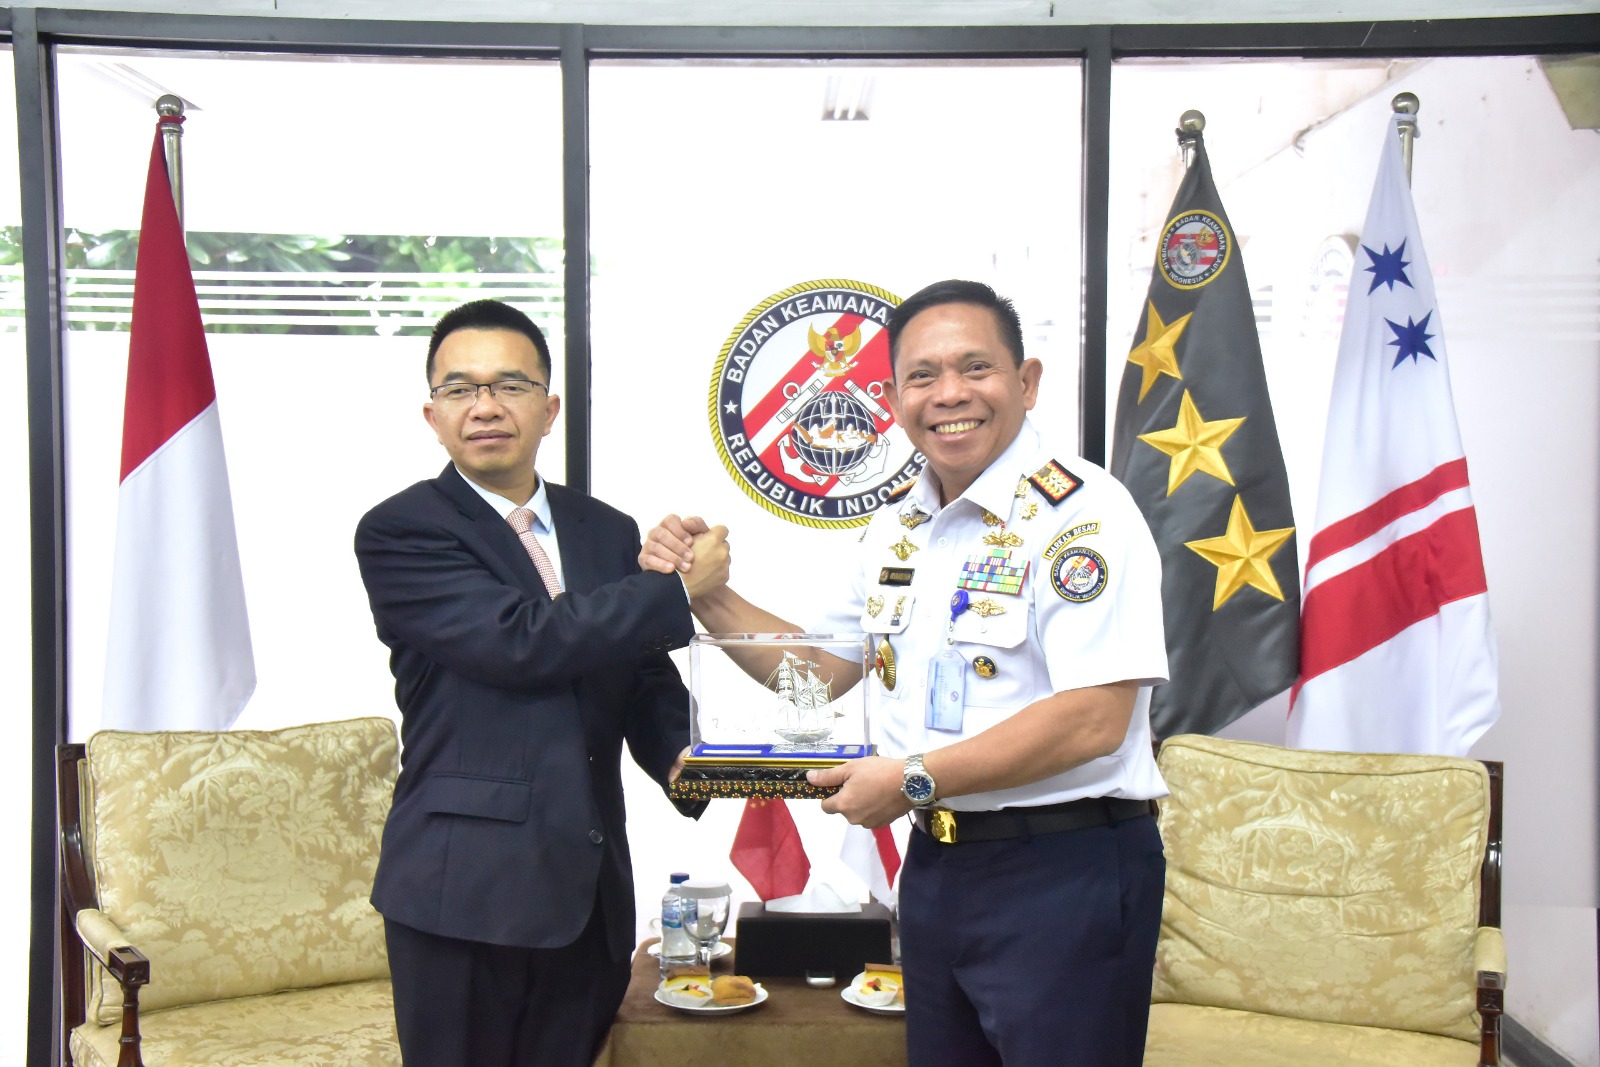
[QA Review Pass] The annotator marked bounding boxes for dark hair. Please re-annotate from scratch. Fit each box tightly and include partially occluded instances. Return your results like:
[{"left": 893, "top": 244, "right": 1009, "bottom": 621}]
[
  {"left": 885, "top": 279, "right": 1024, "bottom": 371},
  {"left": 425, "top": 299, "right": 552, "bottom": 384}
]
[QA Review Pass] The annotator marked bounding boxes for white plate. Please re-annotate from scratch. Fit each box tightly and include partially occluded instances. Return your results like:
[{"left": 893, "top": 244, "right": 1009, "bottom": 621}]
[
  {"left": 842, "top": 972, "right": 905, "bottom": 1016},
  {"left": 647, "top": 940, "right": 732, "bottom": 960},
  {"left": 653, "top": 983, "right": 768, "bottom": 1014}
]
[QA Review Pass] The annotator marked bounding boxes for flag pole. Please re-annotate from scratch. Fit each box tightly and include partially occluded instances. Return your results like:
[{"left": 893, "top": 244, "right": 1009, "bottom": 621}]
[
  {"left": 1176, "top": 109, "right": 1205, "bottom": 170},
  {"left": 1392, "top": 92, "right": 1420, "bottom": 186},
  {"left": 155, "top": 94, "right": 185, "bottom": 232}
]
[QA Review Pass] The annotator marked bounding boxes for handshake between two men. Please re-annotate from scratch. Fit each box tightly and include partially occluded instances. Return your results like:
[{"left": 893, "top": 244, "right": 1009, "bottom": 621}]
[{"left": 642, "top": 514, "right": 729, "bottom": 600}]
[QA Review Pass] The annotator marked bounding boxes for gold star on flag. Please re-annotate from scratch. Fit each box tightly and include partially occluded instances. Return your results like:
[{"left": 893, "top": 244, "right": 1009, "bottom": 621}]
[
  {"left": 1138, "top": 390, "right": 1246, "bottom": 496},
  {"left": 1185, "top": 496, "right": 1295, "bottom": 609},
  {"left": 1127, "top": 302, "right": 1191, "bottom": 402}
]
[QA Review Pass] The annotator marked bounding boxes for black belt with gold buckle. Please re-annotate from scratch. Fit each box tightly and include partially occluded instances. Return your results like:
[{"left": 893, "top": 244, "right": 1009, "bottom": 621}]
[{"left": 912, "top": 796, "right": 1153, "bottom": 845}]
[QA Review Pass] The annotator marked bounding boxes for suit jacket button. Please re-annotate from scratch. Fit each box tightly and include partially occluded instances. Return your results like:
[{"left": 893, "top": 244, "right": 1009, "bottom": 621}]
[{"left": 589, "top": 829, "right": 604, "bottom": 844}]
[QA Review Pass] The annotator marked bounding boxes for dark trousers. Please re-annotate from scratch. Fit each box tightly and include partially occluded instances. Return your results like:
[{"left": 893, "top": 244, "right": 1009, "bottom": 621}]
[
  {"left": 898, "top": 812, "right": 1165, "bottom": 1067},
  {"left": 384, "top": 900, "right": 630, "bottom": 1067}
]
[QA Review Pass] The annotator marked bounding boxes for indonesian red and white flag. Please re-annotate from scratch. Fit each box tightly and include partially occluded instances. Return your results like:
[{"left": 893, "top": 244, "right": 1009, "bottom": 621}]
[
  {"left": 840, "top": 824, "right": 900, "bottom": 908},
  {"left": 101, "top": 122, "right": 254, "bottom": 732},
  {"left": 1288, "top": 115, "right": 1498, "bottom": 757}
]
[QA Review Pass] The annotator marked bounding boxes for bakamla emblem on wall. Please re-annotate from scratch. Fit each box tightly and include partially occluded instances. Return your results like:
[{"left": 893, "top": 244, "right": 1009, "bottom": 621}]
[{"left": 711, "top": 279, "right": 924, "bottom": 529}]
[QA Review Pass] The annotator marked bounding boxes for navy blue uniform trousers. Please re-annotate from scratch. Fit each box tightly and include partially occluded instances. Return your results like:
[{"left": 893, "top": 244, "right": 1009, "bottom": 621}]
[{"left": 898, "top": 812, "right": 1165, "bottom": 1067}]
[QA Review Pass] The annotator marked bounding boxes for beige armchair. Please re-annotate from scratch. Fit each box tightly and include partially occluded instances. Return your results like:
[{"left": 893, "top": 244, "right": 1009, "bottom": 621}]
[
  {"left": 58, "top": 717, "right": 402, "bottom": 1066},
  {"left": 1144, "top": 734, "right": 1504, "bottom": 1067}
]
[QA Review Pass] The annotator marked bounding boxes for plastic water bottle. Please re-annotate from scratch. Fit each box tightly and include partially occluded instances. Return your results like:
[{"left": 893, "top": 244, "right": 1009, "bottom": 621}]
[{"left": 659, "top": 872, "right": 698, "bottom": 975}]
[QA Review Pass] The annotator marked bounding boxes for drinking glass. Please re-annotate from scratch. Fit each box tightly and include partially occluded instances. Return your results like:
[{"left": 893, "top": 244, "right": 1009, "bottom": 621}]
[{"left": 678, "top": 879, "right": 732, "bottom": 968}]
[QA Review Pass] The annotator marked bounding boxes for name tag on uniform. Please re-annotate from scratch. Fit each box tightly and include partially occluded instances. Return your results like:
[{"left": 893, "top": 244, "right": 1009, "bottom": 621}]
[
  {"left": 925, "top": 650, "right": 965, "bottom": 732},
  {"left": 878, "top": 567, "right": 915, "bottom": 586}
]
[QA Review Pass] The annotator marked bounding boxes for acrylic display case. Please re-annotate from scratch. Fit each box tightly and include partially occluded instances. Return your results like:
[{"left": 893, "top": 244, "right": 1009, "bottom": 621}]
[{"left": 668, "top": 633, "right": 876, "bottom": 800}]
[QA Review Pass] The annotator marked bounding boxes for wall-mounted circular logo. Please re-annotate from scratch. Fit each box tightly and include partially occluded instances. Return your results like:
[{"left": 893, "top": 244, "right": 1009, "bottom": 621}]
[
  {"left": 710, "top": 279, "right": 924, "bottom": 529},
  {"left": 1158, "top": 210, "right": 1231, "bottom": 290},
  {"left": 1051, "top": 548, "right": 1109, "bottom": 603}
]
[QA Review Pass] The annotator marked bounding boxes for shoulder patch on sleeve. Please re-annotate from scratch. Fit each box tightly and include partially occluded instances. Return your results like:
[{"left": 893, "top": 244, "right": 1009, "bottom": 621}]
[
  {"left": 1051, "top": 547, "right": 1109, "bottom": 602},
  {"left": 1042, "top": 521, "right": 1101, "bottom": 560},
  {"left": 1029, "top": 460, "right": 1083, "bottom": 506}
]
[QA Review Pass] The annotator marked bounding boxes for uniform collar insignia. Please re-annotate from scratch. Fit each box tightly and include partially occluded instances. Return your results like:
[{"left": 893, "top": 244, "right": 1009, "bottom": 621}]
[{"left": 1028, "top": 459, "right": 1083, "bottom": 506}]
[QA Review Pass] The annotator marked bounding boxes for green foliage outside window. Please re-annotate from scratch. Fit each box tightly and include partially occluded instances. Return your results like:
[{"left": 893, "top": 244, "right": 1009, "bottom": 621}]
[{"left": 0, "top": 227, "right": 568, "bottom": 334}]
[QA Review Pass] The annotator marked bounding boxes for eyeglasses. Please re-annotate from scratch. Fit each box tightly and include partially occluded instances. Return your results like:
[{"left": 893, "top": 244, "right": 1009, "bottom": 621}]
[{"left": 429, "top": 379, "right": 549, "bottom": 405}]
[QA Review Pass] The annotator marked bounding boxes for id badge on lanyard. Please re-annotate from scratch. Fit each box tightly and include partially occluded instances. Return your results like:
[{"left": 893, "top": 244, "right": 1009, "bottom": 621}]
[{"left": 925, "top": 590, "right": 970, "bottom": 733}]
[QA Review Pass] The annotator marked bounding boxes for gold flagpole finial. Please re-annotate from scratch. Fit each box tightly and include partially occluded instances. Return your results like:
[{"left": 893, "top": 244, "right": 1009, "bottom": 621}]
[
  {"left": 155, "top": 94, "right": 186, "bottom": 231},
  {"left": 1177, "top": 110, "right": 1205, "bottom": 170},
  {"left": 1392, "top": 93, "right": 1420, "bottom": 186}
]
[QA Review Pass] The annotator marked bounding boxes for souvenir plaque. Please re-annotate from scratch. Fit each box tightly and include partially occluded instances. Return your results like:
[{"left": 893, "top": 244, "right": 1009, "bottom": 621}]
[{"left": 670, "top": 633, "right": 875, "bottom": 800}]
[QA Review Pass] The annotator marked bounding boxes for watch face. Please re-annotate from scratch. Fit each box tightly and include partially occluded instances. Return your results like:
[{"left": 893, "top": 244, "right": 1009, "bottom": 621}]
[{"left": 904, "top": 773, "right": 935, "bottom": 803}]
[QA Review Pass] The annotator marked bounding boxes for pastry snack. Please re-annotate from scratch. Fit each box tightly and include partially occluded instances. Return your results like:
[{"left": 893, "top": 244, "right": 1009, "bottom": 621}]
[
  {"left": 855, "top": 962, "right": 904, "bottom": 1007},
  {"left": 659, "top": 966, "right": 715, "bottom": 1007},
  {"left": 710, "top": 974, "right": 759, "bottom": 1005}
]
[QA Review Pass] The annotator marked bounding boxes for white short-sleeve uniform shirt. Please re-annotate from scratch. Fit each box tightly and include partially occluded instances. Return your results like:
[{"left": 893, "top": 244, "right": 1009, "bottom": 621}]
[{"left": 810, "top": 417, "right": 1170, "bottom": 811}]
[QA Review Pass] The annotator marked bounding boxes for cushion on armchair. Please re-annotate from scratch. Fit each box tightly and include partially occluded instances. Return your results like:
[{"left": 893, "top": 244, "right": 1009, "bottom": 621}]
[
  {"left": 81, "top": 717, "right": 398, "bottom": 1025},
  {"left": 69, "top": 977, "right": 397, "bottom": 1067},
  {"left": 1154, "top": 735, "right": 1490, "bottom": 1043},
  {"left": 1144, "top": 1002, "right": 1488, "bottom": 1067}
]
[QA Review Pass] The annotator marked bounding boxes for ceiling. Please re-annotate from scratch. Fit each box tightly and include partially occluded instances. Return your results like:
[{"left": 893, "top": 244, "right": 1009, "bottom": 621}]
[{"left": 11, "top": 0, "right": 1600, "bottom": 25}]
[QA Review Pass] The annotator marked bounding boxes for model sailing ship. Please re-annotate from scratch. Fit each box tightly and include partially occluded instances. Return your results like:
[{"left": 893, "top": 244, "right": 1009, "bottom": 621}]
[{"left": 768, "top": 650, "right": 834, "bottom": 747}]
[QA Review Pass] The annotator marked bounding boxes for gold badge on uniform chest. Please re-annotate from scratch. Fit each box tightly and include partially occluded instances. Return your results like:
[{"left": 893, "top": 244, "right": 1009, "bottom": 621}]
[
  {"left": 888, "top": 535, "right": 919, "bottom": 561},
  {"left": 875, "top": 638, "right": 898, "bottom": 691}
]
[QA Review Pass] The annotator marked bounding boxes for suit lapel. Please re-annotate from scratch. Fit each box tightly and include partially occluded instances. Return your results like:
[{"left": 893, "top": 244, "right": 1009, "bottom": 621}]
[
  {"left": 432, "top": 464, "right": 543, "bottom": 593},
  {"left": 547, "top": 483, "right": 596, "bottom": 594}
]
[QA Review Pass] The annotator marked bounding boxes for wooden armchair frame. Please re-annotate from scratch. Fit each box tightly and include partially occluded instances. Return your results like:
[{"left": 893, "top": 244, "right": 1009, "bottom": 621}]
[
  {"left": 58, "top": 742, "right": 149, "bottom": 1067},
  {"left": 1476, "top": 760, "right": 1504, "bottom": 1067}
]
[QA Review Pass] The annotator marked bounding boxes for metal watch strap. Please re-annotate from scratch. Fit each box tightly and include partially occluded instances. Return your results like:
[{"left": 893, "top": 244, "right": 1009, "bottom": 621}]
[{"left": 903, "top": 753, "right": 937, "bottom": 806}]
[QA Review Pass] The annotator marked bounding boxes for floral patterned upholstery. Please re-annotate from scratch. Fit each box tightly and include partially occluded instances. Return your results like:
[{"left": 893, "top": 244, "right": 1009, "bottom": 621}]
[
  {"left": 69, "top": 718, "right": 400, "bottom": 1064},
  {"left": 1145, "top": 1003, "right": 1484, "bottom": 1067},
  {"left": 70, "top": 978, "right": 396, "bottom": 1067},
  {"left": 1146, "top": 734, "right": 1496, "bottom": 1066}
]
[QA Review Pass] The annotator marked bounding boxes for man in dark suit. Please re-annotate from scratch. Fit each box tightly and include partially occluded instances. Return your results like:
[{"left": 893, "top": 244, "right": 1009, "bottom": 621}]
[{"left": 355, "top": 298, "right": 728, "bottom": 1067}]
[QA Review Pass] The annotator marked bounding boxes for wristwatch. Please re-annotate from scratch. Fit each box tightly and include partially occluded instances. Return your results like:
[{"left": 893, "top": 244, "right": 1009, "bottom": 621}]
[{"left": 901, "top": 754, "right": 938, "bottom": 807}]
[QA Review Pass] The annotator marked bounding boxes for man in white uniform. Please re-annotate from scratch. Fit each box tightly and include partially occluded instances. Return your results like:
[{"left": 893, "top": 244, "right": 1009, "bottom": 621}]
[{"left": 643, "top": 280, "right": 1168, "bottom": 1066}]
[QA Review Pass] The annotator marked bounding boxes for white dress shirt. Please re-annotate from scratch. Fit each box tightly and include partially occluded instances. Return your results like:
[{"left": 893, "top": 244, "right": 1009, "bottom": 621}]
[{"left": 810, "top": 417, "right": 1169, "bottom": 809}]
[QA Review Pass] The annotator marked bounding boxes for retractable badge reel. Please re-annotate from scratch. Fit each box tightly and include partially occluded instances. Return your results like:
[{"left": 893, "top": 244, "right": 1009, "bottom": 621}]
[{"left": 926, "top": 591, "right": 968, "bottom": 732}]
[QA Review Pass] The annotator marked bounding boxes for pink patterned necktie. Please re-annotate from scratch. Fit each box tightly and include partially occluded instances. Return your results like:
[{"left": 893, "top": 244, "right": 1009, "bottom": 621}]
[{"left": 507, "top": 507, "right": 563, "bottom": 598}]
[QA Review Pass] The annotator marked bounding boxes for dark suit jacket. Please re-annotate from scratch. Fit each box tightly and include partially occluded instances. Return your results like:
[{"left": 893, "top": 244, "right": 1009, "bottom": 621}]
[{"left": 354, "top": 463, "right": 696, "bottom": 960}]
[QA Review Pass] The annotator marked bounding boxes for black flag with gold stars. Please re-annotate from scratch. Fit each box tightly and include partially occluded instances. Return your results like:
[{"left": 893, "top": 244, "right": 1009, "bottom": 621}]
[{"left": 1109, "top": 129, "right": 1299, "bottom": 739}]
